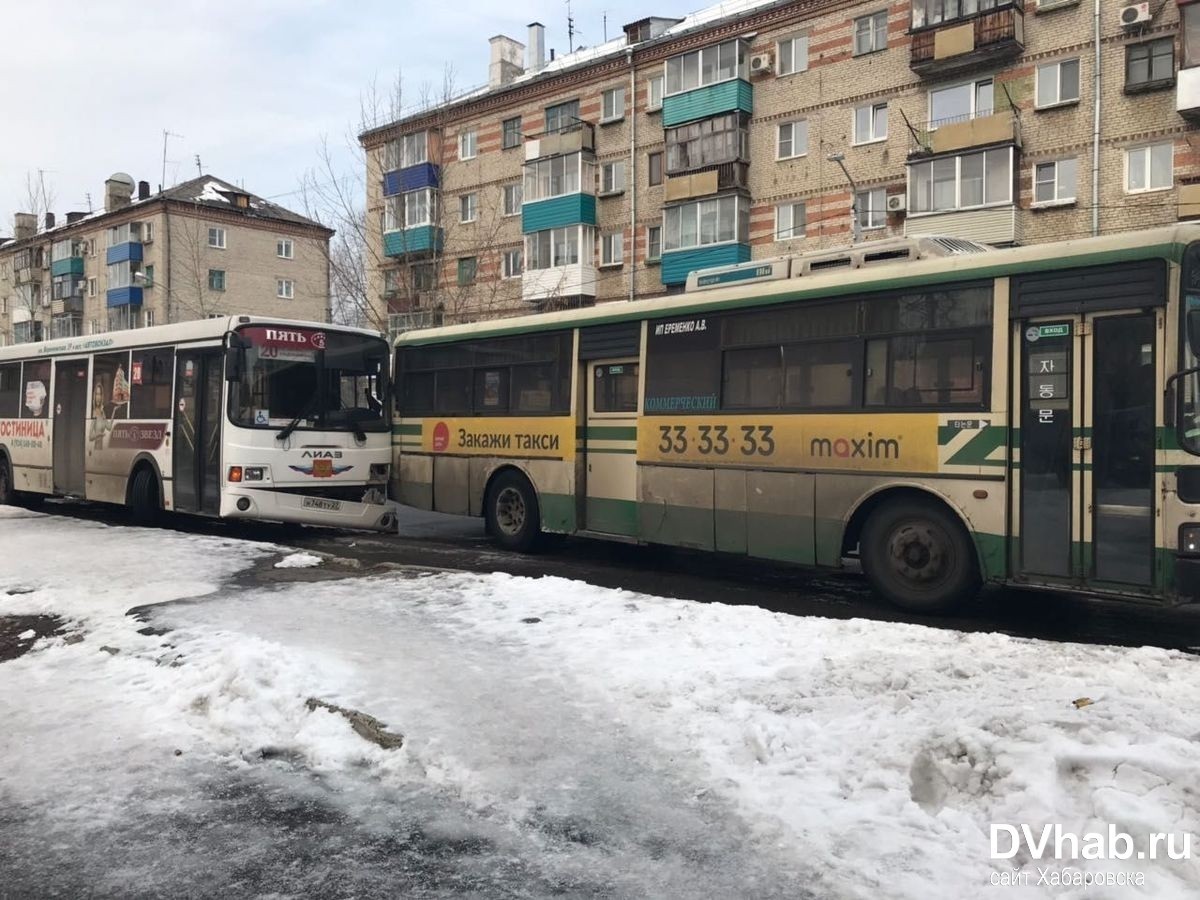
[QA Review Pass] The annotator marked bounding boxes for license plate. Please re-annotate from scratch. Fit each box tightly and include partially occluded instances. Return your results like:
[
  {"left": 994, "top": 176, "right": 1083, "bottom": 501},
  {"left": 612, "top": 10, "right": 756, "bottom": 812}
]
[{"left": 302, "top": 496, "right": 342, "bottom": 512}]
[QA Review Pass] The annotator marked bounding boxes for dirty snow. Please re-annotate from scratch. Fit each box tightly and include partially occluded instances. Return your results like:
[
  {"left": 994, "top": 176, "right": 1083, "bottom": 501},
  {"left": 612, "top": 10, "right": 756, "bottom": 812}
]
[
  {"left": 274, "top": 551, "right": 322, "bottom": 569},
  {"left": 195, "top": 179, "right": 231, "bottom": 203},
  {"left": 1, "top": 509, "right": 1198, "bottom": 898},
  {"left": 15, "top": 629, "right": 35, "bottom": 640}
]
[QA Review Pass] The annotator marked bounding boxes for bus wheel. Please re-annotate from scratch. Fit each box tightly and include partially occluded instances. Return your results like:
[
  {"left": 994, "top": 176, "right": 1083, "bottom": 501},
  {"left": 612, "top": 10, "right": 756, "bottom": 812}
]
[
  {"left": 0, "top": 457, "right": 13, "bottom": 506},
  {"left": 486, "top": 471, "right": 542, "bottom": 552},
  {"left": 129, "top": 467, "right": 161, "bottom": 525},
  {"left": 860, "top": 498, "right": 979, "bottom": 614}
]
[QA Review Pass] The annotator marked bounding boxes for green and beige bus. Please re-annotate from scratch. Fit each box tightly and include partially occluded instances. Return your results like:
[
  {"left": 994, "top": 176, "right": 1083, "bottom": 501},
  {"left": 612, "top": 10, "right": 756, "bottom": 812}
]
[{"left": 391, "top": 225, "right": 1200, "bottom": 612}]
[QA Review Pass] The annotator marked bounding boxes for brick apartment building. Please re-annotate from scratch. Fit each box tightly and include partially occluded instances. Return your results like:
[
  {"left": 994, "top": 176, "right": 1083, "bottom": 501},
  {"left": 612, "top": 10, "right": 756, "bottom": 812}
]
[
  {"left": 361, "top": 0, "right": 1200, "bottom": 331},
  {"left": 0, "top": 174, "right": 333, "bottom": 344}
]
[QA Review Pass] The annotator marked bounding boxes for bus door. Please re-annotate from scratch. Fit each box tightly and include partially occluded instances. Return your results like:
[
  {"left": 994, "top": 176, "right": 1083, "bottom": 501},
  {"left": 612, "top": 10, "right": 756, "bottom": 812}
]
[
  {"left": 584, "top": 360, "right": 640, "bottom": 537},
  {"left": 1014, "top": 311, "right": 1159, "bottom": 590},
  {"left": 52, "top": 359, "right": 88, "bottom": 496},
  {"left": 173, "top": 349, "right": 224, "bottom": 515}
]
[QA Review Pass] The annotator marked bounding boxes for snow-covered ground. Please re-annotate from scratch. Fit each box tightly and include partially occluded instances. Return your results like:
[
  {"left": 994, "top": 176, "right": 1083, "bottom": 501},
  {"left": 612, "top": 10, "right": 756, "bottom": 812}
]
[{"left": 1, "top": 509, "right": 1198, "bottom": 898}]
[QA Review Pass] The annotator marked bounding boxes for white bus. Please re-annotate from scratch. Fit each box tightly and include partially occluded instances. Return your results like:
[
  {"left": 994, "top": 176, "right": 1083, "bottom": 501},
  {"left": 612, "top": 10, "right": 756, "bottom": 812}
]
[{"left": 0, "top": 316, "right": 396, "bottom": 531}]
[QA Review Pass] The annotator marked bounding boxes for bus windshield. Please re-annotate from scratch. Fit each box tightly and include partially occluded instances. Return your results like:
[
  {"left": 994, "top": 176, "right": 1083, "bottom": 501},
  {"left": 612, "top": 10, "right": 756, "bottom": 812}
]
[{"left": 229, "top": 325, "right": 389, "bottom": 433}]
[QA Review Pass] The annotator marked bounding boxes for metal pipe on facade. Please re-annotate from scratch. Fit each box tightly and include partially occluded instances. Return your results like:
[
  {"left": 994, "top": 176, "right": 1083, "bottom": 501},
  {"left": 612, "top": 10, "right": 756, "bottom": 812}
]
[
  {"left": 628, "top": 47, "right": 637, "bottom": 302},
  {"left": 1092, "top": 0, "right": 1101, "bottom": 237}
]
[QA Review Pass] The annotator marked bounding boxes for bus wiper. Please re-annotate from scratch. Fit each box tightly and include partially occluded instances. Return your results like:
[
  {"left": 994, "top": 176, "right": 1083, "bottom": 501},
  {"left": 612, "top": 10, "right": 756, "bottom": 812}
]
[
  {"left": 351, "top": 423, "right": 367, "bottom": 442},
  {"left": 275, "top": 412, "right": 307, "bottom": 441}
]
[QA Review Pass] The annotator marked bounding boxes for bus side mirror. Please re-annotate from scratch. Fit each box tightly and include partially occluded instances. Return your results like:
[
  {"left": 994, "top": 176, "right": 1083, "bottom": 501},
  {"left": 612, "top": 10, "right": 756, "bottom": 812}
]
[
  {"left": 224, "top": 334, "right": 245, "bottom": 382},
  {"left": 1188, "top": 309, "right": 1200, "bottom": 357}
]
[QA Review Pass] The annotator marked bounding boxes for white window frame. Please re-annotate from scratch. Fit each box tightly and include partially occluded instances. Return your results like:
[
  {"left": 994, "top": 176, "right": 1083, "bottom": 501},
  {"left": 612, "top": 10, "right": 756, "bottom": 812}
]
[
  {"left": 524, "top": 226, "right": 590, "bottom": 270},
  {"left": 1125, "top": 142, "right": 1174, "bottom": 194},
  {"left": 854, "top": 11, "right": 888, "bottom": 56},
  {"left": 600, "top": 232, "right": 624, "bottom": 267},
  {"left": 382, "top": 140, "right": 400, "bottom": 171},
  {"left": 928, "top": 77, "right": 994, "bottom": 128},
  {"left": 276, "top": 238, "right": 294, "bottom": 259},
  {"left": 400, "top": 132, "right": 427, "bottom": 168},
  {"left": 503, "top": 183, "right": 522, "bottom": 217},
  {"left": 777, "top": 121, "right": 808, "bottom": 160},
  {"left": 646, "top": 224, "right": 663, "bottom": 261},
  {"left": 647, "top": 75, "right": 664, "bottom": 111},
  {"left": 856, "top": 188, "right": 887, "bottom": 230},
  {"left": 402, "top": 188, "right": 434, "bottom": 228},
  {"left": 1036, "top": 58, "right": 1081, "bottom": 109},
  {"left": 775, "top": 201, "right": 806, "bottom": 240},
  {"left": 601, "top": 160, "right": 627, "bottom": 194},
  {"left": 601, "top": 87, "right": 626, "bottom": 122},
  {"left": 459, "top": 192, "right": 478, "bottom": 224},
  {"left": 208, "top": 226, "right": 226, "bottom": 249},
  {"left": 523, "top": 152, "right": 593, "bottom": 203},
  {"left": 853, "top": 103, "right": 888, "bottom": 145},
  {"left": 664, "top": 39, "right": 747, "bottom": 96},
  {"left": 145, "top": 309, "right": 155, "bottom": 328},
  {"left": 458, "top": 129, "right": 478, "bottom": 160},
  {"left": 777, "top": 34, "right": 809, "bottom": 76},
  {"left": 663, "top": 195, "right": 748, "bottom": 252},
  {"left": 277, "top": 278, "right": 295, "bottom": 300},
  {"left": 908, "top": 147, "right": 1015, "bottom": 214},
  {"left": 1032, "top": 158, "right": 1078, "bottom": 206},
  {"left": 87, "top": 277, "right": 97, "bottom": 298},
  {"left": 502, "top": 248, "right": 523, "bottom": 279}
]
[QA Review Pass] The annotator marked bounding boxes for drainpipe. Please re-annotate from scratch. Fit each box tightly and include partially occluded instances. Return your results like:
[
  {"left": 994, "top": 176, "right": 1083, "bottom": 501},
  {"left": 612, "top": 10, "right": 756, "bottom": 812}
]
[
  {"left": 1092, "top": 0, "right": 1101, "bottom": 236},
  {"left": 627, "top": 47, "right": 637, "bottom": 302},
  {"left": 164, "top": 202, "right": 172, "bottom": 323}
]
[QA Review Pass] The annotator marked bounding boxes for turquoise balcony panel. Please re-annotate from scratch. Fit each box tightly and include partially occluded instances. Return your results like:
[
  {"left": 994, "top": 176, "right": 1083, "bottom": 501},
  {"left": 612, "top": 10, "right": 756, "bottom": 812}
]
[
  {"left": 660, "top": 243, "right": 751, "bottom": 286},
  {"left": 383, "top": 225, "right": 443, "bottom": 258},
  {"left": 661, "top": 79, "right": 753, "bottom": 128},
  {"left": 521, "top": 194, "right": 597, "bottom": 234},
  {"left": 50, "top": 257, "right": 84, "bottom": 277}
]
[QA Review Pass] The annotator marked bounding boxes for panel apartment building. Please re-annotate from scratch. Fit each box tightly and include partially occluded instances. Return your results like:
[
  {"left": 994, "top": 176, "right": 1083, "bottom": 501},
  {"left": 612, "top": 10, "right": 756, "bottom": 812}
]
[
  {"left": 0, "top": 174, "right": 333, "bottom": 344},
  {"left": 361, "top": 0, "right": 1200, "bottom": 330}
]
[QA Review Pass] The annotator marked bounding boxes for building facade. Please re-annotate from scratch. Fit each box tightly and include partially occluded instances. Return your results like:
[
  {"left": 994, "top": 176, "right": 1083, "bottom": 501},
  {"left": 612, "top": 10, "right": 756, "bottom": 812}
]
[
  {"left": 0, "top": 174, "right": 333, "bottom": 345},
  {"left": 361, "top": 0, "right": 1200, "bottom": 330}
]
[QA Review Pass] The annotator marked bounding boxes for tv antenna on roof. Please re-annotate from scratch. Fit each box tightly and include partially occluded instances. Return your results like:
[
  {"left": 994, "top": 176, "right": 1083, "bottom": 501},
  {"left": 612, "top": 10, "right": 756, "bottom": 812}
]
[
  {"left": 161, "top": 130, "right": 184, "bottom": 189},
  {"left": 566, "top": 0, "right": 575, "bottom": 51}
]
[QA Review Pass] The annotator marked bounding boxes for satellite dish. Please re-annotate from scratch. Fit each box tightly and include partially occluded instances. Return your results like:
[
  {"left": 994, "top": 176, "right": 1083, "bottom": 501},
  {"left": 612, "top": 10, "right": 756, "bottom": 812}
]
[{"left": 106, "top": 172, "right": 136, "bottom": 191}]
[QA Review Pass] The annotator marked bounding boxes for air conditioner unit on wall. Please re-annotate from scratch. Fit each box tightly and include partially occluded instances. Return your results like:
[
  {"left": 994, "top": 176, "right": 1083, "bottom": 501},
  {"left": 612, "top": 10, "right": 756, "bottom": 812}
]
[
  {"left": 749, "top": 53, "right": 774, "bottom": 76},
  {"left": 1119, "top": 3, "right": 1151, "bottom": 27},
  {"left": 887, "top": 194, "right": 907, "bottom": 213}
]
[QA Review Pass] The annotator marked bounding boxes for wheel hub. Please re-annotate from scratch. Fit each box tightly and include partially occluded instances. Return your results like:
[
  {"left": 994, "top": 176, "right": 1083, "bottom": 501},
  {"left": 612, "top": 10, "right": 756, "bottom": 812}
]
[
  {"left": 888, "top": 522, "right": 948, "bottom": 585},
  {"left": 495, "top": 486, "right": 526, "bottom": 535}
]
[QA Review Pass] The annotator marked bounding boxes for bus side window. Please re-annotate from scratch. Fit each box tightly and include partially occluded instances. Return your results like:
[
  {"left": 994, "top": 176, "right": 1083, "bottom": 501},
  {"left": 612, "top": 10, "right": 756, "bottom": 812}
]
[{"left": 0, "top": 364, "right": 20, "bottom": 417}]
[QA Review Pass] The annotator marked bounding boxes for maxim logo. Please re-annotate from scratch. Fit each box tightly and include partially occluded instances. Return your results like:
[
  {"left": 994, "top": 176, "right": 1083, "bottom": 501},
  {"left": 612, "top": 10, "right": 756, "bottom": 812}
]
[{"left": 810, "top": 433, "right": 901, "bottom": 460}]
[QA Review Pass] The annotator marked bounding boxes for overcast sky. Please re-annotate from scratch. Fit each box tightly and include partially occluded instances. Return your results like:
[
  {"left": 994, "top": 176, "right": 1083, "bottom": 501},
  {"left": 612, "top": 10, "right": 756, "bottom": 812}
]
[{"left": 0, "top": 0, "right": 658, "bottom": 235}]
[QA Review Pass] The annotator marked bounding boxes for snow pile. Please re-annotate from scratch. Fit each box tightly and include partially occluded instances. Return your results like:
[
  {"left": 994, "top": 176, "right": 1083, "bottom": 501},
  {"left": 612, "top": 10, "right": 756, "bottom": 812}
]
[
  {"left": 195, "top": 180, "right": 231, "bottom": 203},
  {"left": 274, "top": 551, "right": 322, "bottom": 569}
]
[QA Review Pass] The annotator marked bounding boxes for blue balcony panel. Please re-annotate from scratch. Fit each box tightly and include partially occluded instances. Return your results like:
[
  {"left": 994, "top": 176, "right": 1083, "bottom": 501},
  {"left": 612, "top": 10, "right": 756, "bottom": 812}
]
[
  {"left": 105, "top": 242, "right": 144, "bottom": 265},
  {"left": 383, "top": 225, "right": 443, "bottom": 258},
  {"left": 106, "top": 286, "right": 144, "bottom": 308},
  {"left": 661, "top": 79, "right": 753, "bottom": 128},
  {"left": 660, "top": 243, "right": 751, "bottom": 286},
  {"left": 522, "top": 194, "right": 598, "bottom": 234},
  {"left": 383, "top": 163, "right": 440, "bottom": 196}
]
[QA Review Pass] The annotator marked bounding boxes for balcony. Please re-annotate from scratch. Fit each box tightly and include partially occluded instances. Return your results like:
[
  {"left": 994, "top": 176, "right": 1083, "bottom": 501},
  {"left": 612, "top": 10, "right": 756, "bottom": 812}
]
[
  {"left": 662, "top": 79, "right": 753, "bottom": 128},
  {"left": 106, "top": 286, "right": 143, "bottom": 308},
  {"left": 908, "top": 108, "right": 1021, "bottom": 158},
  {"left": 909, "top": 0, "right": 1024, "bottom": 77},
  {"left": 522, "top": 265, "right": 597, "bottom": 303},
  {"left": 524, "top": 122, "right": 595, "bottom": 162},
  {"left": 49, "top": 314, "right": 82, "bottom": 340},
  {"left": 383, "top": 225, "right": 443, "bottom": 259},
  {"left": 389, "top": 309, "right": 443, "bottom": 336},
  {"left": 1179, "top": 66, "right": 1200, "bottom": 120},
  {"left": 664, "top": 162, "right": 749, "bottom": 202}
]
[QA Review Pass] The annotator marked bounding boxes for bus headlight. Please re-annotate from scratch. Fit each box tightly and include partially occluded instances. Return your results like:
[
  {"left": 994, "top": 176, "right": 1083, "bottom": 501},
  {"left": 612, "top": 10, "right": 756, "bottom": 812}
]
[
  {"left": 1181, "top": 524, "right": 1200, "bottom": 555},
  {"left": 244, "top": 467, "right": 267, "bottom": 482}
]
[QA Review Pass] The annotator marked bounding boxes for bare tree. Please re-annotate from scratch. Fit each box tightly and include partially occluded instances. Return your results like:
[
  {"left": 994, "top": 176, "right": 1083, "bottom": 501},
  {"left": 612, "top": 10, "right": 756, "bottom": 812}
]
[{"left": 167, "top": 209, "right": 226, "bottom": 321}]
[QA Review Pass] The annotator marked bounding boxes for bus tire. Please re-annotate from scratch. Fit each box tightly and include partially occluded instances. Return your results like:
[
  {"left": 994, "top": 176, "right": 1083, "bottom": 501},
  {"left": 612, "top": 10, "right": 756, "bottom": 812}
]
[
  {"left": 0, "top": 456, "right": 13, "bottom": 507},
  {"left": 129, "top": 467, "right": 161, "bottom": 525},
  {"left": 485, "top": 470, "right": 542, "bottom": 553},
  {"left": 860, "top": 497, "right": 979, "bottom": 614}
]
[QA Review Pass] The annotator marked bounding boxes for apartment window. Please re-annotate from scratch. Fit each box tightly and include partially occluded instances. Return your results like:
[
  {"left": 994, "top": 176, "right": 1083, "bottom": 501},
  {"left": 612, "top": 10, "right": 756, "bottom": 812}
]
[
  {"left": 145, "top": 309, "right": 155, "bottom": 328},
  {"left": 544, "top": 100, "right": 580, "bottom": 134},
  {"left": 459, "top": 129, "right": 478, "bottom": 160},
  {"left": 383, "top": 269, "right": 401, "bottom": 296},
  {"left": 665, "top": 112, "right": 750, "bottom": 174},
  {"left": 143, "top": 222, "right": 154, "bottom": 243},
  {"left": 502, "top": 249, "right": 523, "bottom": 279},
  {"left": 909, "top": 147, "right": 1014, "bottom": 212},
  {"left": 460, "top": 193, "right": 478, "bottom": 223},
  {"left": 911, "top": 0, "right": 1008, "bottom": 29},
  {"left": 601, "top": 232, "right": 624, "bottom": 267},
  {"left": 208, "top": 269, "right": 226, "bottom": 291},
  {"left": 382, "top": 140, "right": 400, "bottom": 171},
  {"left": 143, "top": 264, "right": 154, "bottom": 287},
  {"left": 1126, "top": 142, "right": 1173, "bottom": 193},
  {"left": 208, "top": 227, "right": 226, "bottom": 249},
  {"left": 647, "top": 75, "right": 665, "bottom": 110},
  {"left": 664, "top": 195, "right": 749, "bottom": 251},
  {"left": 777, "top": 34, "right": 809, "bottom": 76},
  {"left": 1036, "top": 58, "right": 1080, "bottom": 108},
  {"left": 1185, "top": 3, "right": 1200, "bottom": 68},
  {"left": 107, "top": 222, "right": 143, "bottom": 246},
  {"left": 854, "top": 11, "right": 888, "bottom": 56},
  {"left": 1126, "top": 39, "right": 1175, "bottom": 91},
  {"left": 277, "top": 278, "right": 294, "bottom": 299},
  {"left": 503, "top": 183, "right": 522, "bottom": 216},
  {"left": 776, "top": 202, "right": 806, "bottom": 240},
  {"left": 777, "top": 121, "right": 808, "bottom": 159},
  {"left": 856, "top": 188, "right": 887, "bottom": 230},
  {"left": 601, "top": 161, "right": 626, "bottom": 194},
  {"left": 277, "top": 238, "right": 294, "bottom": 259},
  {"left": 404, "top": 188, "right": 434, "bottom": 228},
  {"left": 412, "top": 262, "right": 436, "bottom": 293},
  {"left": 526, "top": 227, "right": 584, "bottom": 269},
  {"left": 523, "top": 152, "right": 592, "bottom": 202},
  {"left": 502, "top": 116, "right": 523, "bottom": 149},
  {"left": 665, "top": 39, "right": 746, "bottom": 95},
  {"left": 107, "top": 262, "right": 135, "bottom": 290},
  {"left": 646, "top": 224, "right": 662, "bottom": 261},
  {"left": 400, "top": 132, "right": 427, "bottom": 167},
  {"left": 644, "top": 152, "right": 663, "bottom": 187},
  {"left": 457, "top": 257, "right": 477, "bottom": 285},
  {"left": 601, "top": 87, "right": 626, "bottom": 122},
  {"left": 1033, "top": 158, "right": 1078, "bottom": 205},
  {"left": 87, "top": 277, "right": 97, "bottom": 297},
  {"left": 854, "top": 103, "right": 888, "bottom": 144},
  {"left": 930, "top": 78, "right": 993, "bottom": 127}
]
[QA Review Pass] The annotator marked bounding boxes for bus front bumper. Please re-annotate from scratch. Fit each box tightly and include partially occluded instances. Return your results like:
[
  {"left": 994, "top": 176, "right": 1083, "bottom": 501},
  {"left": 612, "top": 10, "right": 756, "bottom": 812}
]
[{"left": 221, "top": 486, "right": 397, "bottom": 532}]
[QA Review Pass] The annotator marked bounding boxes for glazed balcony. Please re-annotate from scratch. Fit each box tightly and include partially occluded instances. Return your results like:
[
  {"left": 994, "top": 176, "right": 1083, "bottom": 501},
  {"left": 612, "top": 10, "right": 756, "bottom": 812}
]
[
  {"left": 663, "top": 161, "right": 750, "bottom": 202},
  {"left": 908, "top": 107, "right": 1021, "bottom": 159},
  {"left": 909, "top": 0, "right": 1024, "bottom": 77}
]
